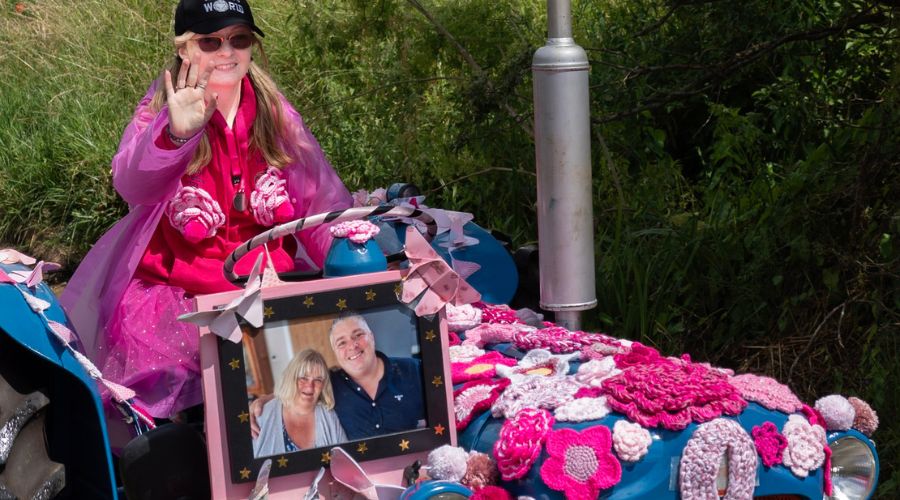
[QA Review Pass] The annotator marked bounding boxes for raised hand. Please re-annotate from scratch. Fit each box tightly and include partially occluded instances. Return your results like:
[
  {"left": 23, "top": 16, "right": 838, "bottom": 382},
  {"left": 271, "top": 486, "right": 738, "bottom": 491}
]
[{"left": 164, "top": 57, "right": 218, "bottom": 141}]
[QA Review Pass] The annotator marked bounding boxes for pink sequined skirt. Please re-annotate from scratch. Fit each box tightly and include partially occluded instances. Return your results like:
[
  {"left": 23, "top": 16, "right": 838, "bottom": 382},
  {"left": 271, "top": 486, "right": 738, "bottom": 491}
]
[{"left": 99, "top": 279, "right": 202, "bottom": 420}]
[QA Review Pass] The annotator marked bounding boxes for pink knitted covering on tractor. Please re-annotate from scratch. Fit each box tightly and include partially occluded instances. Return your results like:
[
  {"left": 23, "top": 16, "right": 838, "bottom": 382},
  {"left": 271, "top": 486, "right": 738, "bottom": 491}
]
[{"left": 679, "top": 418, "right": 758, "bottom": 500}]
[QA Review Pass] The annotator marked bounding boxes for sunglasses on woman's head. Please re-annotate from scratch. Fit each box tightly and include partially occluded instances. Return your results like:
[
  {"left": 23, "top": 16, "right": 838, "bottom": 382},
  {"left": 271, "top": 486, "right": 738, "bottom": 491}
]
[{"left": 191, "top": 32, "right": 256, "bottom": 52}]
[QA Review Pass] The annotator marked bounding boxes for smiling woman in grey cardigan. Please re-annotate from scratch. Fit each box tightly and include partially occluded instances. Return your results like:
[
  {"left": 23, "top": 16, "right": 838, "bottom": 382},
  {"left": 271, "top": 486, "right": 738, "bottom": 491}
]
[{"left": 253, "top": 349, "right": 347, "bottom": 457}]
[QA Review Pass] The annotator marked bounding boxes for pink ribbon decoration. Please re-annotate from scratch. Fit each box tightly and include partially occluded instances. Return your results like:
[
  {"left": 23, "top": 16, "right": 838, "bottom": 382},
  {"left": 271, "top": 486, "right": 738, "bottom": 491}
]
[
  {"left": 0, "top": 248, "right": 37, "bottom": 265},
  {"left": 6, "top": 260, "right": 61, "bottom": 288},
  {"left": 401, "top": 226, "right": 480, "bottom": 316},
  {"left": 178, "top": 254, "right": 265, "bottom": 343}
]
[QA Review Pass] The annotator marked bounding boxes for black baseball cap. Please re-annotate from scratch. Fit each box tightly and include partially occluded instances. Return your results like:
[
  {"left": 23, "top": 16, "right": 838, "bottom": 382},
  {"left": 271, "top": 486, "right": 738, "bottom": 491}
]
[{"left": 174, "top": 0, "right": 264, "bottom": 37}]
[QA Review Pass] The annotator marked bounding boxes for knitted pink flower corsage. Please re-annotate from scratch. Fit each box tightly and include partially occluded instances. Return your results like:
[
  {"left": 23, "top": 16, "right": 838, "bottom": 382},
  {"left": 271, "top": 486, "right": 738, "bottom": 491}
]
[
  {"left": 250, "top": 167, "right": 294, "bottom": 226},
  {"left": 478, "top": 303, "right": 522, "bottom": 324},
  {"left": 679, "top": 418, "right": 757, "bottom": 500},
  {"left": 781, "top": 414, "right": 827, "bottom": 477},
  {"left": 751, "top": 421, "right": 788, "bottom": 468},
  {"left": 446, "top": 303, "right": 483, "bottom": 332},
  {"left": 493, "top": 408, "right": 554, "bottom": 481},
  {"left": 554, "top": 397, "right": 611, "bottom": 422},
  {"left": 539, "top": 425, "right": 622, "bottom": 500},
  {"left": 449, "top": 344, "right": 486, "bottom": 363},
  {"left": 513, "top": 325, "right": 595, "bottom": 354},
  {"left": 329, "top": 219, "right": 380, "bottom": 244},
  {"left": 848, "top": 397, "right": 879, "bottom": 436},
  {"left": 491, "top": 375, "right": 582, "bottom": 419},
  {"left": 612, "top": 420, "right": 652, "bottom": 462},
  {"left": 453, "top": 378, "right": 511, "bottom": 431},
  {"left": 166, "top": 186, "right": 226, "bottom": 243},
  {"left": 815, "top": 394, "right": 856, "bottom": 431},
  {"left": 601, "top": 357, "right": 747, "bottom": 430},
  {"left": 451, "top": 351, "right": 518, "bottom": 384},
  {"left": 728, "top": 373, "right": 803, "bottom": 414},
  {"left": 462, "top": 322, "right": 528, "bottom": 348}
]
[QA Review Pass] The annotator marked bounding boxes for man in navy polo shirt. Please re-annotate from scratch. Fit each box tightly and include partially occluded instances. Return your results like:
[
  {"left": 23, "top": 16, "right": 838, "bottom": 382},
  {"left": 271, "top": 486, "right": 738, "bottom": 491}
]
[{"left": 328, "top": 314, "right": 425, "bottom": 440}]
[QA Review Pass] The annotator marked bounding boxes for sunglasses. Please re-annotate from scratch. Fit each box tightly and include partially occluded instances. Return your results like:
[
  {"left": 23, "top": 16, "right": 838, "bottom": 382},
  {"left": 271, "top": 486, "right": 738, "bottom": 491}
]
[{"left": 191, "top": 32, "right": 256, "bottom": 53}]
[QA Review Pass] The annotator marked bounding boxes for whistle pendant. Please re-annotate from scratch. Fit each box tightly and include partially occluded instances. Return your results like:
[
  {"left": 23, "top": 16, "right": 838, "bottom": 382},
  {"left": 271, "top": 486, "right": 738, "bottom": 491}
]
[{"left": 233, "top": 190, "right": 247, "bottom": 212}]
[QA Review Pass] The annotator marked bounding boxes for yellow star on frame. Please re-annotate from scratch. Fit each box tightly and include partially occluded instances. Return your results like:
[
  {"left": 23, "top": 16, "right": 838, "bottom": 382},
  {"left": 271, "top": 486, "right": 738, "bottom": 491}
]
[
  {"left": 399, "top": 439, "right": 410, "bottom": 451},
  {"left": 321, "top": 451, "right": 332, "bottom": 464},
  {"left": 229, "top": 358, "right": 241, "bottom": 370},
  {"left": 303, "top": 296, "right": 315, "bottom": 308},
  {"left": 394, "top": 283, "right": 403, "bottom": 297},
  {"left": 239, "top": 467, "right": 251, "bottom": 480},
  {"left": 432, "top": 375, "right": 443, "bottom": 387},
  {"left": 365, "top": 289, "right": 377, "bottom": 301},
  {"left": 264, "top": 306, "right": 274, "bottom": 319},
  {"left": 434, "top": 424, "right": 445, "bottom": 436},
  {"left": 424, "top": 330, "right": 437, "bottom": 342},
  {"left": 357, "top": 442, "right": 368, "bottom": 454},
  {"left": 336, "top": 298, "right": 348, "bottom": 310},
  {"left": 238, "top": 411, "right": 249, "bottom": 423},
  {"left": 277, "top": 456, "right": 288, "bottom": 468}
]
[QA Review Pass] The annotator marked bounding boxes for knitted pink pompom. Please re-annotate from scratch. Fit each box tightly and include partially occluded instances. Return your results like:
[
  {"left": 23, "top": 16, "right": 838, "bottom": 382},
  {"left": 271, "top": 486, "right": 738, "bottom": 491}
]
[
  {"left": 470, "top": 486, "right": 512, "bottom": 500},
  {"left": 815, "top": 395, "right": 856, "bottom": 431},
  {"left": 250, "top": 167, "right": 293, "bottom": 226},
  {"left": 728, "top": 373, "right": 803, "bottom": 414},
  {"left": 166, "top": 186, "right": 225, "bottom": 241},
  {"left": 752, "top": 421, "right": 788, "bottom": 468},
  {"left": 427, "top": 445, "right": 469, "bottom": 482},
  {"left": 782, "top": 414, "right": 826, "bottom": 477},
  {"left": 493, "top": 408, "right": 554, "bottom": 481},
  {"left": 462, "top": 451, "right": 499, "bottom": 491},
  {"left": 848, "top": 397, "right": 879, "bottom": 436},
  {"left": 612, "top": 420, "right": 652, "bottom": 462}
]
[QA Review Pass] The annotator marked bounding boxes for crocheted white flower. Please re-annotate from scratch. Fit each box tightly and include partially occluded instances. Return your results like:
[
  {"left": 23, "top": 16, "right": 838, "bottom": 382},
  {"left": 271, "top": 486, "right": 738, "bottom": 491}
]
[
  {"left": 446, "top": 303, "right": 483, "bottom": 332},
  {"left": 449, "top": 344, "right": 486, "bottom": 363},
  {"left": 612, "top": 420, "right": 652, "bottom": 462},
  {"left": 781, "top": 414, "right": 826, "bottom": 477},
  {"left": 575, "top": 357, "right": 621, "bottom": 387},
  {"left": 554, "top": 397, "right": 611, "bottom": 422},
  {"left": 815, "top": 395, "right": 855, "bottom": 431}
]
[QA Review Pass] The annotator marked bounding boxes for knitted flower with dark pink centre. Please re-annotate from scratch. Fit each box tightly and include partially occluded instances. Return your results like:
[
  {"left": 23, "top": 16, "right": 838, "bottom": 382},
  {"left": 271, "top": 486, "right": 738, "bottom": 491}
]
[
  {"left": 729, "top": 373, "right": 803, "bottom": 414},
  {"left": 451, "top": 351, "right": 518, "bottom": 384},
  {"left": 782, "top": 414, "right": 826, "bottom": 477},
  {"left": 601, "top": 357, "right": 747, "bottom": 430},
  {"left": 848, "top": 397, "right": 879, "bottom": 436},
  {"left": 752, "top": 421, "right": 788, "bottom": 468},
  {"left": 540, "top": 426, "right": 622, "bottom": 500}
]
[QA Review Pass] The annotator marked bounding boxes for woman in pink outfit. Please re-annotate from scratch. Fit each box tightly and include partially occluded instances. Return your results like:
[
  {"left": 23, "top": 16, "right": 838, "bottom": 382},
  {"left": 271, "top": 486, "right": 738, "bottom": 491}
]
[{"left": 61, "top": 0, "right": 351, "bottom": 446}]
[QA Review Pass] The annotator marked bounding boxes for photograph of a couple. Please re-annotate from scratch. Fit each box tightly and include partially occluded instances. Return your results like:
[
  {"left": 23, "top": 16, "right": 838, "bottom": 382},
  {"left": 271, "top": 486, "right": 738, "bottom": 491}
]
[{"left": 245, "top": 308, "right": 426, "bottom": 458}]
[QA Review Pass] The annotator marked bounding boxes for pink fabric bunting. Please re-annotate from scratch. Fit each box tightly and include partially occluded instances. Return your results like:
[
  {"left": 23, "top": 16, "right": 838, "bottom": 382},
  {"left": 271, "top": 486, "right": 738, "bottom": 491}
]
[{"left": 400, "top": 226, "right": 480, "bottom": 316}]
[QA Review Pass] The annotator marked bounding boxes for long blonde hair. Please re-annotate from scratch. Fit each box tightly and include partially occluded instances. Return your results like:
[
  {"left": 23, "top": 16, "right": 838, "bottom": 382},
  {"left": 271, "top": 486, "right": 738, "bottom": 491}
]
[
  {"left": 149, "top": 31, "right": 292, "bottom": 175},
  {"left": 276, "top": 349, "right": 336, "bottom": 410}
]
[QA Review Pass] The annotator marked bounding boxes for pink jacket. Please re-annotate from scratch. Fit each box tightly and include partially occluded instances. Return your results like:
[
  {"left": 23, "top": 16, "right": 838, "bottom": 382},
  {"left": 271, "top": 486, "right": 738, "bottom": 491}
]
[{"left": 61, "top": 81, "right": 351, "bottom": 361}]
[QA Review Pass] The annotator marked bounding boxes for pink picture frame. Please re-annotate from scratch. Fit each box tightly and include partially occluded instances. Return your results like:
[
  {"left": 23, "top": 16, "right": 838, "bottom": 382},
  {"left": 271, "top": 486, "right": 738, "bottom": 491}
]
[{"left": 195, "top": 270, "right": 457, "bottom": 499}]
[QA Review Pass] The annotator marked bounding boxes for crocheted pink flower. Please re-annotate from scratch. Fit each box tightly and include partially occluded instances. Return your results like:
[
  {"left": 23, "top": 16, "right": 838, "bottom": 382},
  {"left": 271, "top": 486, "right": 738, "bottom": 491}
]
[
  {"left": 453, "top": 378, "right": 510, "bottom": 431},
  {"left": 574, "top": 386, "right": 605, "bottom": 399},
  {"left": 446, "top": 303, "right": 483, "bottom": 332},
  {"left": 612, "top": 420, "right": 652, "bottom": 462},
  {"left": 781, "top": 414, "right": 826, "bottom": 477},
  {"left": 574, "top": 357, "right": 620, "bottom": 388},
  {"left": 815, "top": 395, "right": 855, "bottom": 431},
  {"left": 166, "top": 186, "right": 226, "bottom": 243},
  {"left": 448, "top": 331, "right": 461, "bottom": 346},
  {"left": 451, "top": 351, "right": 517, "bottom": 384},
  {"left": 601, "top": 357, "right": 747, "bottom": 430},
  {"left": 679, "top": 418, "right": 757, "bottom": 500},
  {"left": 751, "top": 421, "right": 787, "bottom": 468},
  {"left": 540, "top": 426, "right": 622, "bottom": 500},
  {"left": 462, "top": 323, "right": 525, "bottom": 348},
  {"left": 728, "top": 373, "right": 803, "bottom": 414},
  {"left": 329, "top": 219, "right": 380, "bottom": 244},
  {"left": 612, "top": 342, "right": 663, "bottom": 368},
  {"left": 493, "top": 408, "right": 554, "bottom": 481},
  {"left": 250, "top": 167, "right": 293, "bottom": 226},
  {"left": 848, "top": 397, "right": 879, "bottom": 436}
]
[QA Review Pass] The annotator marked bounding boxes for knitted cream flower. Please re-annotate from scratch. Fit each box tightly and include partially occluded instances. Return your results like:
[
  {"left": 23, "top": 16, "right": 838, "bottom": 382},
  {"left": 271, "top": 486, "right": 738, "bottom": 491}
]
[
  {"left": 781, "top": 414, "right": 826, "bottom": 477},
  {"left": 612, "top": 420, "right": 652, "bottom": 462}
]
